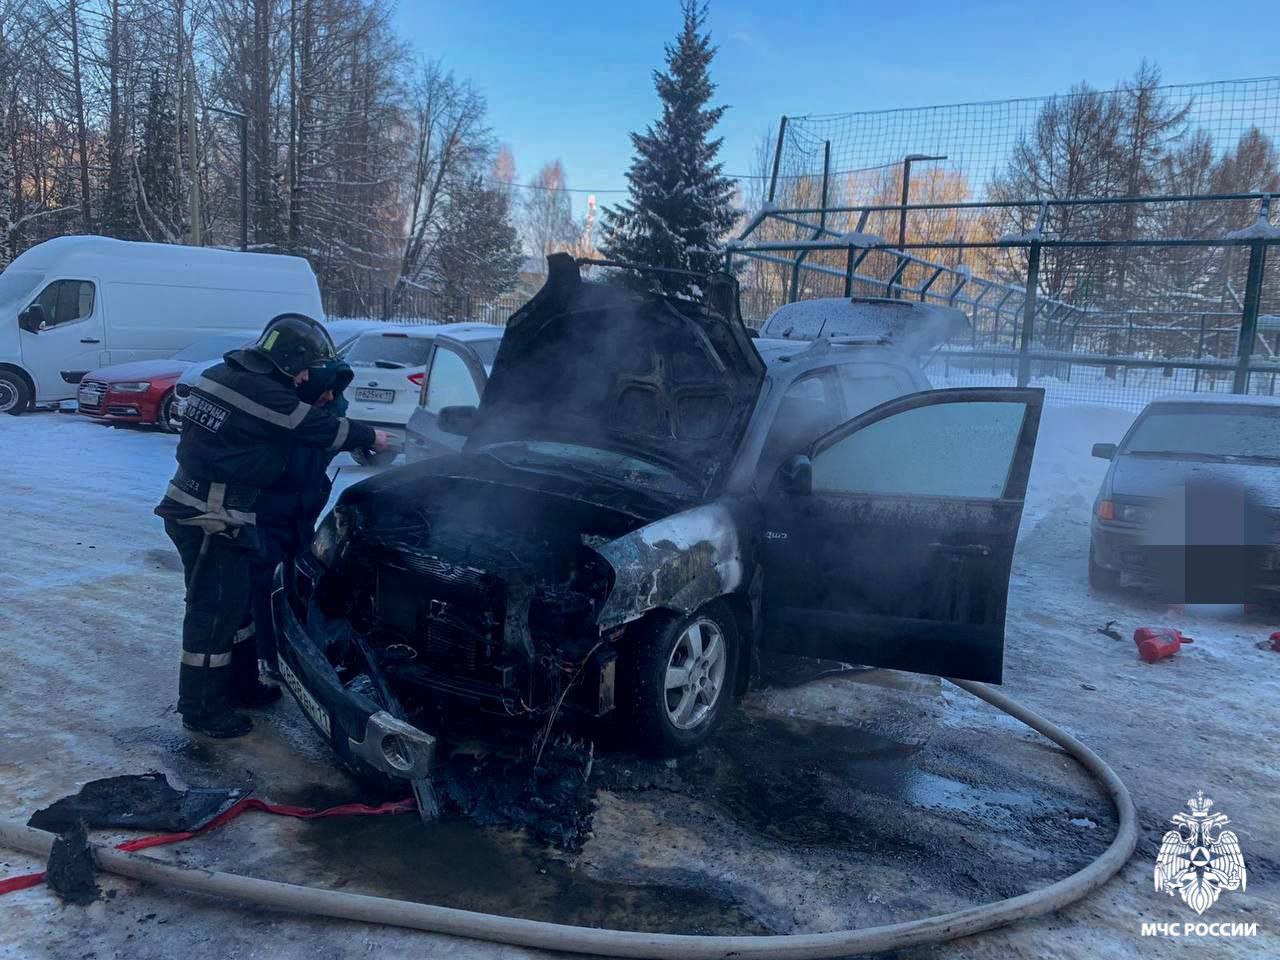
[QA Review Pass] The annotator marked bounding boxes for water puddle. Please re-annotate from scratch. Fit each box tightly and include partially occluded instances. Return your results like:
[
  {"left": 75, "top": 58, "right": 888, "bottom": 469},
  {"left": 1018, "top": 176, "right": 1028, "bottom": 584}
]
[{"left": 286, "top": 813, "right": 771, "bottom": 934}]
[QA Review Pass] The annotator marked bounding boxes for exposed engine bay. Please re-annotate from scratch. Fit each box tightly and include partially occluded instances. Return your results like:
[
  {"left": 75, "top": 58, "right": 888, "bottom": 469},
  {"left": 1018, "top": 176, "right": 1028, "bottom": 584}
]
[{"left": 303, "top": 476, "right": 652, "bottom": 749}]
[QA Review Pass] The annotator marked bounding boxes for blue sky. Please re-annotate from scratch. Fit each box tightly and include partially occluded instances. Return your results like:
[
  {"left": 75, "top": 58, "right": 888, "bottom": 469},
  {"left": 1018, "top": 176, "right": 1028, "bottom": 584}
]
[{"left": 397, "top": 1, "right": 1280, "bottom": 211}]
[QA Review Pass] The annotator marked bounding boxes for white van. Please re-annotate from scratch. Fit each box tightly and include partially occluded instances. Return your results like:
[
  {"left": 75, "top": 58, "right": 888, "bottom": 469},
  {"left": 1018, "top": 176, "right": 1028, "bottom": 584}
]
[{"left": 0, "top": 236, "right": 324, "bottom": 413}]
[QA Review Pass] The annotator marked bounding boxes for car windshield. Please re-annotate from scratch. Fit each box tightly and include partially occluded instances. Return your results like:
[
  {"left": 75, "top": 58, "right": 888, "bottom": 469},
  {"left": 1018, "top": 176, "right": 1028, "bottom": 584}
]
[
  {"left": 0, "top": 270, "right": 45, "bottom": 307},
  {"left": 1122, "top": 407, "right": 1280, "bottom": 462},
  {"left": 477, "top": 441, "right": 695, "bottom": 498},
  {"left": 346, "top": 333, "right": 434, "bottom": 367},
  {"left": 172, "top": 335, "right": 253, "bottom": 362}
]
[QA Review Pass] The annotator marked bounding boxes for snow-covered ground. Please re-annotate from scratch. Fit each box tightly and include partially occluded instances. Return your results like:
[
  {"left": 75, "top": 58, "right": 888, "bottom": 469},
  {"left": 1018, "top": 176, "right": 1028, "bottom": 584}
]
[{"left": 1, "top": 406, "right": 1277, "bottom": 960}]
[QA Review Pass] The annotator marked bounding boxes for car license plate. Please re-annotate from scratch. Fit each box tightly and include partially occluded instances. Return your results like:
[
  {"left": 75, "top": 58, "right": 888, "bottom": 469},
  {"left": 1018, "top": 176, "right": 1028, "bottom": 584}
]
[
  {"left": 279, "top": 657, "right": 331, "bottom": 737},
  {"left": 355, "top": 387, "right": 395, "bottom": 403}
]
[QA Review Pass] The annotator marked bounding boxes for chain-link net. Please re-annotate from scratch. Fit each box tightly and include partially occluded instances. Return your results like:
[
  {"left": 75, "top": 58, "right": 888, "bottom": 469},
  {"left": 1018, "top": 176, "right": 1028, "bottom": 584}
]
[{"left": 774, "top": 76, "right": 1280, "bottom": 216}]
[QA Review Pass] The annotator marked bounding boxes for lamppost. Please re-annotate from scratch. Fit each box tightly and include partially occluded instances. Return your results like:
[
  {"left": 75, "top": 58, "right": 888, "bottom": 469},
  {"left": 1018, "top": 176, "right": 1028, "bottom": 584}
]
[
  {"left": 897, "top": 153, "right": 947, "bottom": 252},
  {"left": 208, "top": 106, "right": 248, "bottom": 252}
]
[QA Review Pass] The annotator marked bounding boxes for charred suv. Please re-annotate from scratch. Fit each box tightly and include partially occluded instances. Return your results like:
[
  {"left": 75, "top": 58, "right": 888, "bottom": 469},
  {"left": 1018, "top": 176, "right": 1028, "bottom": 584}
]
[{"left": 274, "top": 255, "right": 1044, "bottom": 782}]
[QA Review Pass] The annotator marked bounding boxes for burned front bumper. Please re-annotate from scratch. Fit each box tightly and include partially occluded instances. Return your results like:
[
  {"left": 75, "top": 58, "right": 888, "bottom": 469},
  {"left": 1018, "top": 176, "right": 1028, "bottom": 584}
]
[{"left": 271, "top": 565, "right": 435, "bottom": 780}]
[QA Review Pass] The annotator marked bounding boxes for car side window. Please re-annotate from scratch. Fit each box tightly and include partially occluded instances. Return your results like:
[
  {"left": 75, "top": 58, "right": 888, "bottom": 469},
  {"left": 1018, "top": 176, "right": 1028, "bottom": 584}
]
[
  {"left": 32, "top": 280, "right": 95, "bottom": 327},
  {"left": 812, "top": 400, "right": 1027, "bottom": 499},
  {"left": 836, "top": 364, "right": 915, "bottom": 418},
  {"left": 757, "top": 368, "right": 847, "bottom": 481},
  {"left": 423, "top": 347, "right": 479, "bottom": 414}
]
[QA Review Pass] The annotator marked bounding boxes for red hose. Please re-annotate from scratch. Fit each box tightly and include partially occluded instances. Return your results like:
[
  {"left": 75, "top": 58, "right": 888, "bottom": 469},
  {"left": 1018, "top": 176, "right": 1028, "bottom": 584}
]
[{"left": 0, "top": 794, "right": 414, "bottom": 896}]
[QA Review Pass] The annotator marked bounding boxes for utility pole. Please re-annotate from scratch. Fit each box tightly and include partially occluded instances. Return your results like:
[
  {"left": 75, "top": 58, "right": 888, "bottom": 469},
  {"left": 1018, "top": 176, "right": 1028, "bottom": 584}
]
[
  {"left": 186, "top": 62, "right": 201, "bottom": 246},
  {"left": 209, "top": 107, "right": 249, "bottom": 251}
]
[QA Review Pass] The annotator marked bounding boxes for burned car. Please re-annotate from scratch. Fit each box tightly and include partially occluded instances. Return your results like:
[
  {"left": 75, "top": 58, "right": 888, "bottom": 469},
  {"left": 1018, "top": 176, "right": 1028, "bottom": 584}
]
[{"left": 273, "top": 255, "right": 1044, "bottom": 784}]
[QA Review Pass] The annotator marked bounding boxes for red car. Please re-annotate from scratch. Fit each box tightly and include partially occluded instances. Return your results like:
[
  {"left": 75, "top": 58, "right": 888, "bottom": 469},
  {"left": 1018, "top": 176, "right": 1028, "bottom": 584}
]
[{"left": 76, "top": 334, "right": 255, "bottom": 432}]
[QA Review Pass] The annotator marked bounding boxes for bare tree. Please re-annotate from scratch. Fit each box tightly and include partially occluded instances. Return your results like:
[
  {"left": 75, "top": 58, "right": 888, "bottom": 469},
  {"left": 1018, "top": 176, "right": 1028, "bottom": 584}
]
[
  {"left": 396, "top": 57, "right": 488, "bottom": 296},
  {"left": 521, "top": 159, "right": 576, "bottom": 258}
]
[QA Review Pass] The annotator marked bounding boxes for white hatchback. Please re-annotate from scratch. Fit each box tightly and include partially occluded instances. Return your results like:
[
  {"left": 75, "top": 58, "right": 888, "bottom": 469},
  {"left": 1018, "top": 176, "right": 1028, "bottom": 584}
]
[{"left": 346, "top": 323, "right": 502, "bottom": 466}]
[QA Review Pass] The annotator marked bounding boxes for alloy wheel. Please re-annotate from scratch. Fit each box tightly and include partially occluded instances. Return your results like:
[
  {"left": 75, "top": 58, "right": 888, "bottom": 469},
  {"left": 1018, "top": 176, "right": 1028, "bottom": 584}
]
[{"left": 664, "top": 617, "right": 727, "bottom": 730}]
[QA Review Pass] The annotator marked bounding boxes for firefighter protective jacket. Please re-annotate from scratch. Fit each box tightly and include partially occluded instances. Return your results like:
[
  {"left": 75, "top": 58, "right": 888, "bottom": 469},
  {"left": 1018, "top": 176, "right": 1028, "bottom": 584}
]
[{"left": 155, "top": 347, "right": 376, "bottom": 534}]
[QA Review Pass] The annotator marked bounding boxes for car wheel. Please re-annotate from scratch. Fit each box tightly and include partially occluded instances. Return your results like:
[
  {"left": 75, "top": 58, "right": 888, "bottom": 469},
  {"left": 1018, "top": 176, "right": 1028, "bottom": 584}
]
[
  {"left": 1088, "top": 544, "right": 1120, "bottom": 592},
  {"left": 0, "top": 370, "right": 31, "bottom": 415},
  {"left": 620, "top": 601, "right": 739, "bottom": 755},
  {"left": 158, "top": 390, "right": 181, "bottom": 433},
  {"left": 351, "top": 446, "right": 398, "bottom": 468}
]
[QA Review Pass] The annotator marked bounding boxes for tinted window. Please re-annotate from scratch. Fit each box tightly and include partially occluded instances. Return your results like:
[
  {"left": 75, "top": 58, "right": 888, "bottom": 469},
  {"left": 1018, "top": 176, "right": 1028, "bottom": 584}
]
[
  {"left": 32, "top": 280, "right": 95, "bottom": 327},
  {"left": 1122, "top": 408, "right": 1280, "bottom": 461},
  {"left": 758, "top": 369, "right": 847, "bottom": 480},
  {"left": 346, "top": 333, "right": 434, "bottom": 367},
  {"left": 424, "top": 347, "right": 479, "bottom": 413},
  {"left": 812, "top": 400, "right": 1026, "bottom": 498}
]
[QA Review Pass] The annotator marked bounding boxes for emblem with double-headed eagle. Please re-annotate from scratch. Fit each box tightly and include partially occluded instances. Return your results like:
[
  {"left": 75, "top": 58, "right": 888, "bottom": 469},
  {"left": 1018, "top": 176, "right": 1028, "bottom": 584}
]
[{"left": 1154, "top": 791, "right": 1247, "bottom": 915}]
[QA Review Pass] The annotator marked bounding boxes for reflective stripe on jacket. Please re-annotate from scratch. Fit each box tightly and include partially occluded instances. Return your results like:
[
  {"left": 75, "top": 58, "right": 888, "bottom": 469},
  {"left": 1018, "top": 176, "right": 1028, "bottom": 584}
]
[{"left": 156, "top": 348, "right": 375, "bottom": 530}]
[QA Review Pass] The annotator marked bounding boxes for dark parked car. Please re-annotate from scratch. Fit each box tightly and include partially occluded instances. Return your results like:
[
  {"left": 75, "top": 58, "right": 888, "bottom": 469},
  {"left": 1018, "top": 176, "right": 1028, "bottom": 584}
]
[
  {"left": 273, "top": 256, "right": 1044, "bottom": 785},
  {"left": 1089, "top": 394, "right": 1280, "bottom": 602}
]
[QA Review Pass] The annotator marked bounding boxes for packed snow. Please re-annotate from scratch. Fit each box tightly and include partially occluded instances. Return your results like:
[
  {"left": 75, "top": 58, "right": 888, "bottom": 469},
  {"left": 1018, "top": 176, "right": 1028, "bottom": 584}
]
[{"left": 0, "top": 402, "right": 1276, "bottom": 960}]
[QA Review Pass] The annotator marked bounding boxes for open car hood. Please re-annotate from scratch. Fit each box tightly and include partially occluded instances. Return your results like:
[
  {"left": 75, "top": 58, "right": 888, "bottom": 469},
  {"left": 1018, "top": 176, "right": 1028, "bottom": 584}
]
[{"left": 465, "top": 255, "right": 765, "bottom": 494}]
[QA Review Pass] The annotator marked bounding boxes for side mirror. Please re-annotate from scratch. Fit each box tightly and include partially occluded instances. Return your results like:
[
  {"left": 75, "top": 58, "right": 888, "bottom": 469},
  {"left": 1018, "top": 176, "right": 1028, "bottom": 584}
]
[
  {"left": 437, "top": 405, "right": 478, "bottom": 437},
  {"left": 18, "top": 303, "right": 48, "bottom": 333},
  {"left": 777, "top": 454, "right": 812, "bottom": 496},
  {"left": 1091, "top": 442, "right": 1117, "bottom": 460}
]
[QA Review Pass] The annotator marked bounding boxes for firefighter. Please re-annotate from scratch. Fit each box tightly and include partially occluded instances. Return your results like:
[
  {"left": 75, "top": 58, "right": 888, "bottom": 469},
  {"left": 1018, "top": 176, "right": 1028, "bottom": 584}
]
[
  {"left": 244, "top": 356, "right": 355, "bottom": 677},
  {"left": 156, "top": 314, "right": 389, "bottom": 738}
]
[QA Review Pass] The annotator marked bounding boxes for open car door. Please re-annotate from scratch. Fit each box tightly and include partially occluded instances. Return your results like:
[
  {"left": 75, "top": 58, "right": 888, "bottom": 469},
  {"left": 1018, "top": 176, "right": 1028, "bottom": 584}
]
[
  {"left": 760, "top": 387, "right": 1043, "bottom": 682},
  {"left": 405, "top": 335, "right": 490, "bottom": 461}
]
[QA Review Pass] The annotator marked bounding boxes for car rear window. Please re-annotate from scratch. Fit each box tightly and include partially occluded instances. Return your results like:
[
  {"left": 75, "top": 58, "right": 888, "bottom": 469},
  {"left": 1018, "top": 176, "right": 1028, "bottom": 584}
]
[
  {"left": 346, "top": 333, "right": 434, "bottom": 367},
  {"left": 1123, "top": 407, "right": 1280, "bottom": 461}
]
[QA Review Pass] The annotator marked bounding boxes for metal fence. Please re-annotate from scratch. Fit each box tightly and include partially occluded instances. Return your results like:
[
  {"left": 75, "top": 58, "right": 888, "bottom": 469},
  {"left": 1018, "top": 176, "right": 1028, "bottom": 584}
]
[
  {"left": 323, "top": 286, "right": 529, "bottom": 327},
  {"left": 729, "top": 193, "right": 1280, "bottom": 409}
]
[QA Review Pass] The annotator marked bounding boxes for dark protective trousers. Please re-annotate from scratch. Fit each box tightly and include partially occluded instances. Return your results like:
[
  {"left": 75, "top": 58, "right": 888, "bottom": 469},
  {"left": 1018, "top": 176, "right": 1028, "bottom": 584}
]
[
  {"left": 165, "top": 520, "right": 259, "bottom": 717},
  {"left": 248, "top": 530, "right": 288, "bottom": 672}
]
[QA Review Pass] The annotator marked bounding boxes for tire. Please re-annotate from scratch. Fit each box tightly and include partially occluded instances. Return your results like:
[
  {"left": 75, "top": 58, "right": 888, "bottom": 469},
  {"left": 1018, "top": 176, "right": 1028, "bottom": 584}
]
[
  {"left": 1088, "top": 543, "right": 1120, "bottom": 592},
  {"left": 619, "top": 600, "right": 739, "bottom": 756},
  {"left": 351, "top": 446, "right": 398, "bottom": 468},
  {"left": 158, "top": 390, "right": 181, "bottom": 433},
  {"left": 0, "top": 370, "right": 31, "bottom": 415}
]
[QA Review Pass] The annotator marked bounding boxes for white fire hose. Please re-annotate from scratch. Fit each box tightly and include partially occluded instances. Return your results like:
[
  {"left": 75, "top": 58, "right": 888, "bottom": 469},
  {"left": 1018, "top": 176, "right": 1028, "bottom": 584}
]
[{"left": 0, "top": 678, "right": 1136, "bottom": 959}]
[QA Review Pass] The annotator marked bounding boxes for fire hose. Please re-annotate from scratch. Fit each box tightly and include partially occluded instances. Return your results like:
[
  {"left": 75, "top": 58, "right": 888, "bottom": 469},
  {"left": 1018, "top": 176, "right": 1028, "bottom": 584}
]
[{"left": 0, "top": 678, "right": 1136, "bottom": 959}]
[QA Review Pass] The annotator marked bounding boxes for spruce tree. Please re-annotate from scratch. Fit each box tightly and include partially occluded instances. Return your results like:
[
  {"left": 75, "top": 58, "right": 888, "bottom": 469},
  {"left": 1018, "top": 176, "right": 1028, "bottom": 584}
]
[
  {"left": 436, "top": 175, "right": 524, "bottom": 311},
  {"left": 135, "top": 70, "right": 180, "bottom": 239},
  {"left": 601, "top": 0, "right": 737, "bottom": 296}
]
